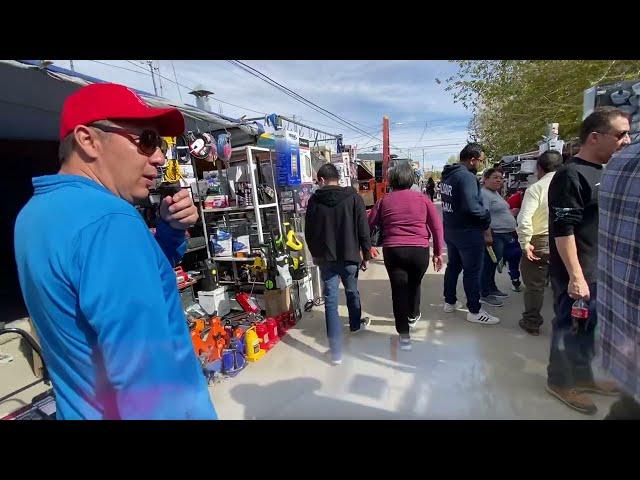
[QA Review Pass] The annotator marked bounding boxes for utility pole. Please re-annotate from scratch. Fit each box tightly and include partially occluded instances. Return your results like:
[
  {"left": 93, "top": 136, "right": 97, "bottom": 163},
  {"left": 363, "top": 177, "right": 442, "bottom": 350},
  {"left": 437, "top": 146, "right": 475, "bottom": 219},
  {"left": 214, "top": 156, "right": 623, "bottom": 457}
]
[
  {"left": 156, "top": 61, "right": 164, "bottom": 97},
  {"left": 422, "top": 149, "right": 425, "bottom": 178},
  {"left": 147, "top": 60, "right": 158, "bottom": 96}
]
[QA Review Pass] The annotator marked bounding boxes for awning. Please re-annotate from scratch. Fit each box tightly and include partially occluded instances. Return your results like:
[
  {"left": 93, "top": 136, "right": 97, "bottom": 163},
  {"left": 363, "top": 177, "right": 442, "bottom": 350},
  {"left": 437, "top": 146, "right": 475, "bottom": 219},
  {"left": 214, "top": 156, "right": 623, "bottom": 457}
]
[{"left": 0, "top": 60, "right": 264, "bottom": 146}]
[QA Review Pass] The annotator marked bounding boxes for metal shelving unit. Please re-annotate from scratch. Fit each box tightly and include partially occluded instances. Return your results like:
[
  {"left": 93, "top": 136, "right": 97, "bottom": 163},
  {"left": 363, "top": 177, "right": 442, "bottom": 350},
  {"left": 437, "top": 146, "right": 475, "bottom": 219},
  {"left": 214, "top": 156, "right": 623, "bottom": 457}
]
[{"left": 196, "top": 146, "right": 283, "bottom": 287}]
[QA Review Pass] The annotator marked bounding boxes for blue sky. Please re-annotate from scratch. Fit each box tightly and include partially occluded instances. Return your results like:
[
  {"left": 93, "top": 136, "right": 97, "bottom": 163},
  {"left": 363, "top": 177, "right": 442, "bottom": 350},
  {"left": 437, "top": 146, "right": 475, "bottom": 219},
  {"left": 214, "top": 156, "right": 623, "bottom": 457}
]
[{"left": 59, "top": 60, "right": 472, "bottom": 171}]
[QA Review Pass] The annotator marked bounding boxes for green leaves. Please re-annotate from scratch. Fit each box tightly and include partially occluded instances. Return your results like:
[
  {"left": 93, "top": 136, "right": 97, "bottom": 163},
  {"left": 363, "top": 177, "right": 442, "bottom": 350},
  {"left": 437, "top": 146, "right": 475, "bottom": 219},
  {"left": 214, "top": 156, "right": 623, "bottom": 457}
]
[{"left": 444, "top": 60, "right": 640, "bottom": 159}]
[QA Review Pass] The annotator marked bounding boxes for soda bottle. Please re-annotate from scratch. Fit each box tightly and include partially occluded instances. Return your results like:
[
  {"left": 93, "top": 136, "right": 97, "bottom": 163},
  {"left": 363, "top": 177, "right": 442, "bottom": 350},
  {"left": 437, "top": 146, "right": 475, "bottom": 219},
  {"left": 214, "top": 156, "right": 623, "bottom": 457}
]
[{"left": 570, "top": 298, "right": 589, "bottom": 333}]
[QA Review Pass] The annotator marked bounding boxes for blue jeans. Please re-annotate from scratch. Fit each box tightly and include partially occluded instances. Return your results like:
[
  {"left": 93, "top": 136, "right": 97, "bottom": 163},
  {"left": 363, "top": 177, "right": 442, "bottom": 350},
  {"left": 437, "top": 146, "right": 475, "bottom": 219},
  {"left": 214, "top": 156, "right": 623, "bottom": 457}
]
[
  {"left": 480, "top": 231, "right": 514, "bottom": 296},
  {"left": 443, "top": 228, "right": 484, "bottom": 314},
  {"left": 503, "top": 233, "right": 522, "bottom": 282},
  {"left": 320, "top": 262, "right": 362, "bottom": 360},
  {"left": 547, "top": 283, "right": 597, "bottom": 387}
]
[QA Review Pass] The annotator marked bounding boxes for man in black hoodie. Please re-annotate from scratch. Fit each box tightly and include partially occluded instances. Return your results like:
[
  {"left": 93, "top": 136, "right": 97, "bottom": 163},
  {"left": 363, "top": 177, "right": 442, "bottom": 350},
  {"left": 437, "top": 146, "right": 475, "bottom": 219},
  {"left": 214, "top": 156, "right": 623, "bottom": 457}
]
[
  {"left": 441, "top": 143, "right": 499, "bottom": 325},
  {"left": 305, "top": 163, "right": 372, "bottom": 365}
]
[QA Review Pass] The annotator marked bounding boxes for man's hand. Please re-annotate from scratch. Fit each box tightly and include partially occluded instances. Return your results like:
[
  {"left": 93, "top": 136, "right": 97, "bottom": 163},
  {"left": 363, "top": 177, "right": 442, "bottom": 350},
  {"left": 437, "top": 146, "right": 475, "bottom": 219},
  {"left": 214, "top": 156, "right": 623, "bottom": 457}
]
[
  {"left": 159, "top": 189, "right": 199, "bottom": 230},
  {"left": 484, "top": 230, "right": 493, "bottom": 247},
  {"left": 524, "top": 243, "right": 540, "bottom": 262},
  {"left": 568, "top": 276, "right": 590, "bottom": 301},
  {"left": 432, "top": 255, "right": 443, "bottom": 272},
  {"left": 369, "top": 247, "right": 379, "bottom": 259},
  {"left": 360, "top": 260, "right": 368, "bottom": 271}
]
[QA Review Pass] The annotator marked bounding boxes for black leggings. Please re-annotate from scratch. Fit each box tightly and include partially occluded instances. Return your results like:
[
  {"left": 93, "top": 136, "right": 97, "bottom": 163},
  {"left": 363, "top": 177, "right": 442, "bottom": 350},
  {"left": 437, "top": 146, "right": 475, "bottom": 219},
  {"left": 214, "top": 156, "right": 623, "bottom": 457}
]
[{"left": 383, "top": 246, "right": 430, "bottom": 334}]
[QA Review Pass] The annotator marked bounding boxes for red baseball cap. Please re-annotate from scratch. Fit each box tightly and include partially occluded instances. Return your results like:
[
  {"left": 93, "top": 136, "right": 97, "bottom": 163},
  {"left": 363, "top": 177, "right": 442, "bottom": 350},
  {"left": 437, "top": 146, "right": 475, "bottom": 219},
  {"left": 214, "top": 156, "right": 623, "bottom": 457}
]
[{"left": 59, "top": 83, "right": 185, "bottom": 139}]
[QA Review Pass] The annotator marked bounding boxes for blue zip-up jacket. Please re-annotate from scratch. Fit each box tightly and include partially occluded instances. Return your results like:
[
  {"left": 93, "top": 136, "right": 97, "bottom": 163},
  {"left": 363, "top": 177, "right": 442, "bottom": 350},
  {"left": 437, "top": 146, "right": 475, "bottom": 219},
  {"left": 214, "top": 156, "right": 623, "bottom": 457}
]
[
  {"left": 440, "top": 163, "right": 491, "bottom": 231},
  {"left": 14, "top": 175, "right": 217, "bottom": 420}
]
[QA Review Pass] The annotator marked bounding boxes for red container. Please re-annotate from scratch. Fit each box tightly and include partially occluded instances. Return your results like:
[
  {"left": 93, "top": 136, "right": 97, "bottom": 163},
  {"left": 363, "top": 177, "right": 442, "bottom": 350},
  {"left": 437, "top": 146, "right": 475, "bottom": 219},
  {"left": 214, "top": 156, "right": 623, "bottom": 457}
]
[
  {"left": 255, "top": 321, "right": 273, "bottom": 351},
  {"left": 276, "top": 313, "right": 289, "bottom": 337},
  {"left": 265, "top": 317, "right": 280, "bottom": 347},
  {"left": 236, "top": 292, "right": 261, "bottom": 313}
]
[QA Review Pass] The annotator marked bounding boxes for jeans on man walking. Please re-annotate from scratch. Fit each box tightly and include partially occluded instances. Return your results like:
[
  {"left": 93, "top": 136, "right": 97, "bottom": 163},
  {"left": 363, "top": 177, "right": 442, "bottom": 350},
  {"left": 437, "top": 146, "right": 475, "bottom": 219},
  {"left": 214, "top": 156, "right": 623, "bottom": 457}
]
[
  {"left": 320, "top": 262, "right": 362, "bottom": 360},
  {"left": 547, "top": 282, "right": 597, "bottom": 388},
  {"left": 443, "top": 228, "right": 484, "bottom": 314},
  {"left": 480, "top": 231, "right": 513, "bottom": 296}
]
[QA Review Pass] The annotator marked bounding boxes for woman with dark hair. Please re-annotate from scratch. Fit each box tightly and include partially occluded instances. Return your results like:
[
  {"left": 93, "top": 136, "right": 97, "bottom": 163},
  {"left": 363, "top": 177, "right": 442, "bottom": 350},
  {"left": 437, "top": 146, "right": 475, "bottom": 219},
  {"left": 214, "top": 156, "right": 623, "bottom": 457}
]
[{"left": 368, "top": 163, "right": 445, "bottom": 351}]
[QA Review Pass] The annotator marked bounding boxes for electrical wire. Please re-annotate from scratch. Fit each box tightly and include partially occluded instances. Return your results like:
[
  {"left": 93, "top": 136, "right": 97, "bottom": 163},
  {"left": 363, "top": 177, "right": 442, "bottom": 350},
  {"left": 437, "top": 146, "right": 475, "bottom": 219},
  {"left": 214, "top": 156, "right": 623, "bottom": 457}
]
[{"left": 228, "top": 60, "right": 391, "bottom": 145}]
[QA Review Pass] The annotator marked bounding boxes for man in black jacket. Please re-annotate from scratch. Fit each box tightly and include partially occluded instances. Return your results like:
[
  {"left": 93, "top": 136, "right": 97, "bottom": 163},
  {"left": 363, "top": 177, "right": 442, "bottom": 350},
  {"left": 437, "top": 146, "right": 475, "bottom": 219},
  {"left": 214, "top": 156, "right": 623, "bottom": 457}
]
[
  {"left": 441, "top": 143, "right": 499, "bottom": 325},
  {"left": 305, "top": 163, "right": 372, "bottom": 365}
]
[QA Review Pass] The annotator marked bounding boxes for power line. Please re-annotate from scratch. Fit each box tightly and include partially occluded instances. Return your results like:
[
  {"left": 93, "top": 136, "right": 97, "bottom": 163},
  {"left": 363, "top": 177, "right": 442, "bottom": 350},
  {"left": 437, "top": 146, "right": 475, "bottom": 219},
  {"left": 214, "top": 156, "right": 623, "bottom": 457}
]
[
  {"left": 228, "top": 60, "right": 386, "bottom": 144},
  {"left": 89, "top": 60, "right": 152, "bottom": 77},
  {"left": 87, "top": 60, "right": 268, "bottom": 116}
]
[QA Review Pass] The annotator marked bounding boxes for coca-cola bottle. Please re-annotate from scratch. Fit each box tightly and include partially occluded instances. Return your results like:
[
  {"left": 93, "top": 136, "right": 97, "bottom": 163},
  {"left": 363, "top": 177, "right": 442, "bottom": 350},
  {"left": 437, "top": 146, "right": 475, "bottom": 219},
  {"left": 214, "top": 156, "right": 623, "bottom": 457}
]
[{"left": 571, "top": 298, "right": 589, "bottom": 333}]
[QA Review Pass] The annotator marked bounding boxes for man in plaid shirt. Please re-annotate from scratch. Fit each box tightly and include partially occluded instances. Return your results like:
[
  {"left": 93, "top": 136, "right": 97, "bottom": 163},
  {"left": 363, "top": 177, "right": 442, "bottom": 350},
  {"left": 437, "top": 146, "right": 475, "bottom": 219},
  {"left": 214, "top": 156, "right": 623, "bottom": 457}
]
[{"left": 598, "top": 141, "right": 640, "bottom": 419}]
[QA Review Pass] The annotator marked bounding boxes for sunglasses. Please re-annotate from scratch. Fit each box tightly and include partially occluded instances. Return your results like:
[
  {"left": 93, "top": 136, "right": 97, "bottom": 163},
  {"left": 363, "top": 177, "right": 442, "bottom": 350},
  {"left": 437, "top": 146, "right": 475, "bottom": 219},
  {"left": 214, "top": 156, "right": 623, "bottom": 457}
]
[
  {"left": 91, "top": 124, "right": 167, "bottom": 156},
  {"left": 595, "top": 130, "right": 630, "bottom": 141}
]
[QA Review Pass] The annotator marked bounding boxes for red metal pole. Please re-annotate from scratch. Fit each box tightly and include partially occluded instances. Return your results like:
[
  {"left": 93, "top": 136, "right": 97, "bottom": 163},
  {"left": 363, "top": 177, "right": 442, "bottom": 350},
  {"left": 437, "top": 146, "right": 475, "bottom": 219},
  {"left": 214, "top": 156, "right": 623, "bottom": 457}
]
[{"left": 382, "top": 115, "right": 390, "bottom": 183}]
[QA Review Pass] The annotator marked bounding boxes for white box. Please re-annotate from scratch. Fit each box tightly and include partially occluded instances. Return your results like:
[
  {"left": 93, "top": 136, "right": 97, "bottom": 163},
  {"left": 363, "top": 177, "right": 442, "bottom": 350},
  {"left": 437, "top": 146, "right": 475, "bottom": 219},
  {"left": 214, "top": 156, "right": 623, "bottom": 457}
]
[{"left": 198, "top": 287, "right": 231, "bottom": 317}]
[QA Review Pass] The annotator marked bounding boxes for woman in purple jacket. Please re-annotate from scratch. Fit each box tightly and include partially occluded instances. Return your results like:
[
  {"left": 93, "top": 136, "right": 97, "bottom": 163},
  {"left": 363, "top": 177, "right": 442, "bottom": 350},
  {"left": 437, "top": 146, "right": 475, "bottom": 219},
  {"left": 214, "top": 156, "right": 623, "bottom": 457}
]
[{"left": 368, "top": 163, "right": 445, "bottom": 351}]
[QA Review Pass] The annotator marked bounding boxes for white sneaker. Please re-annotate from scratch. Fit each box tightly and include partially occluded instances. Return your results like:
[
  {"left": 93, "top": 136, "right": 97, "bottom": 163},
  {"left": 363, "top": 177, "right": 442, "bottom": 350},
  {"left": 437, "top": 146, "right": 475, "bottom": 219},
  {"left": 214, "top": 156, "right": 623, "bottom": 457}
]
[
  {"left": 408, "top": 313, "right": 422, "bottom": 329},
  {"left": 444, "top": 301, "right": 463, "bottom": 313},
  {"left": 466, "top": 309, "right": 500, "bottom": 325},
  {"left": 399, "top": 335, "right": 412, "bottom": 351}
]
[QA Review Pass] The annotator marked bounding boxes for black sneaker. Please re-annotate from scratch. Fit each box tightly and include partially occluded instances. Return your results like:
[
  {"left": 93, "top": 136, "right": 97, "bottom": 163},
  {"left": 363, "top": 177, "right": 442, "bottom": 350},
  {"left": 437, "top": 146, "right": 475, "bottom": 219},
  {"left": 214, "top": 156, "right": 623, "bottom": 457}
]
[
  {"left": 511, "top": 280, "right": 522, "bottom": 292},
  {"left": 480, "top": 295, "right": 504, "bottom": 307},
  {"left": 518, "top": 318, "right": 540, "bottom": 336},
  {"left": 408, "top": 313, "right": 421, "bottom": 329}
]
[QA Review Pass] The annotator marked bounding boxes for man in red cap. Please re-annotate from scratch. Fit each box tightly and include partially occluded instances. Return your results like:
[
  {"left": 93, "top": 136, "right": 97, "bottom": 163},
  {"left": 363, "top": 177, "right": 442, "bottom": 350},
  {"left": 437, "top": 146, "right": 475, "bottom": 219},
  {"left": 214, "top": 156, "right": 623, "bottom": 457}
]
[{"left": 14, "top": 83, "right": 217, "bottom": 420}]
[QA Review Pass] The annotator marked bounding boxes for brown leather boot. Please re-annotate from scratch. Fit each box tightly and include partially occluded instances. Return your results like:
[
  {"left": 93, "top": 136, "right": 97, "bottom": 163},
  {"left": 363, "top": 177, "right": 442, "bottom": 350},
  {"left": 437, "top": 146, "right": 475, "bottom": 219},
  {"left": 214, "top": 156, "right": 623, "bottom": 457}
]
[
  {"left": 546, "top": 384, "right": 597, "bottom": 415},
  {"left": 575, "top": 380, "right": 621, "bottom": 397}
]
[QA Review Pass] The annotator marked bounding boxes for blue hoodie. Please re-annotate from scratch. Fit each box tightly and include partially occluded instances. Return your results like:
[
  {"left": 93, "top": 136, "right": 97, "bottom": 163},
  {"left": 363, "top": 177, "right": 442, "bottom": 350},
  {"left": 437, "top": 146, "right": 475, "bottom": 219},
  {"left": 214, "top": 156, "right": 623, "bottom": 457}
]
[
  {"left": 440, "top": 163, "right": 491, "bottom": 231},
  {"left": 14, "top": 175, "right": 217, "bottom": 420}
]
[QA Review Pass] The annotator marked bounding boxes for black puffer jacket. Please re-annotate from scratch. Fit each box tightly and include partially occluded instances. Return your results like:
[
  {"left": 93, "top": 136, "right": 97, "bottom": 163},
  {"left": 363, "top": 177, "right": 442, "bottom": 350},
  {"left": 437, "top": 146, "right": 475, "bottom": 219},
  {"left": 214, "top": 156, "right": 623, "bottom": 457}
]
[{"left": 304, "top": 185, "right": 371, "bottom": 264}]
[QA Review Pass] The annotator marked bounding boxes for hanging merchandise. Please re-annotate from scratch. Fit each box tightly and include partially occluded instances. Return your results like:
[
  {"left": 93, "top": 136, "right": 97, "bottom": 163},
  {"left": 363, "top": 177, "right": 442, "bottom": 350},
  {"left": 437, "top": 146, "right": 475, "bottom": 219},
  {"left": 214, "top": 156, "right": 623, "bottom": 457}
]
[
  {"left": 188, "top": 131, "right": 214, "bottom": 160},
  {"left": 284, "top": 223, "right": 303, "bottom": 251},
  {"left": 299, "top": 138, "right": 313, "bottom": 184},
  {"left": 216, "top": 132, "right": 233, "bottom": 162},
  {"left": 275, "top": 129, "right": 301, "bottom": 186},
  {"left": 162, "top": 136, "right": 177, "bottom": 160}
]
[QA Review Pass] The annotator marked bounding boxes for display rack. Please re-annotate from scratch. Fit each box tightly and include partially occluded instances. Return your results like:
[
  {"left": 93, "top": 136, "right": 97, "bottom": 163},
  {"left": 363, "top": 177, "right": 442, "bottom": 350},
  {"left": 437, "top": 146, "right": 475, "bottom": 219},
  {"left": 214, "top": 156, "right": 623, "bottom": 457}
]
[{"left": 197, "top": 146, "right": 284, "bottom": 287}]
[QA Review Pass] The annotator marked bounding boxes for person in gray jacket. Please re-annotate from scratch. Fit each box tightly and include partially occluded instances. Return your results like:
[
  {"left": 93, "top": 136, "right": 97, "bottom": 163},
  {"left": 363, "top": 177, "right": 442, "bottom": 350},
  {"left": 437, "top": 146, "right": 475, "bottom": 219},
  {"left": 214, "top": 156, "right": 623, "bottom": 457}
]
[{"left": 479, "top": 168, "right": 518, "bottom": 307}]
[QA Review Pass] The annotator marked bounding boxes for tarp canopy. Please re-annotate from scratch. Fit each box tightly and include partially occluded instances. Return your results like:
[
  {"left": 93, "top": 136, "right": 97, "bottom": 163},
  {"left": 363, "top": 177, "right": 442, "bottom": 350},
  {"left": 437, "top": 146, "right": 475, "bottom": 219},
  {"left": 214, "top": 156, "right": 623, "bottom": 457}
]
[{"left": 0, "top": 60, "right": 264, "bottom": 146}]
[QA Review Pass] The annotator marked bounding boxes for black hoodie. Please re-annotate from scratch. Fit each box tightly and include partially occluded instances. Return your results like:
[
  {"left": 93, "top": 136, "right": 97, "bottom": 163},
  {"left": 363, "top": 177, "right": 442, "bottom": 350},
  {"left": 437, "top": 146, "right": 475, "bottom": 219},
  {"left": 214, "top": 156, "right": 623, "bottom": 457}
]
[
  {"left": 440, "top": 163, "right": 491, "bottom": 231},
  {"left": 304, "top": 185, "right": 371, "bottom": 264}
]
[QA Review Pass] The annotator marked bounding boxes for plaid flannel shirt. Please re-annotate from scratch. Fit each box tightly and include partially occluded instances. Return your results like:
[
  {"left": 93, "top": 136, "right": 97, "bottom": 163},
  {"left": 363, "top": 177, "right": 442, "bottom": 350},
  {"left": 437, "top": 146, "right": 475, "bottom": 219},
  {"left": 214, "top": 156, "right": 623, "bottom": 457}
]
[{"left": 598, "top": 142, "right": 640, "bottom": 402}]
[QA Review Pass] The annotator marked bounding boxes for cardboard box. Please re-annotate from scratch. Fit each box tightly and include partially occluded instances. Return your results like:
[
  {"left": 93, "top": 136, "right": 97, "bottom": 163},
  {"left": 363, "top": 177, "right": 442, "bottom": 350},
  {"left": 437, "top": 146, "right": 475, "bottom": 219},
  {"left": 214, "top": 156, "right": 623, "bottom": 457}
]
[{"left": 264, "top": 287, "right": 291, "bottom": 317}]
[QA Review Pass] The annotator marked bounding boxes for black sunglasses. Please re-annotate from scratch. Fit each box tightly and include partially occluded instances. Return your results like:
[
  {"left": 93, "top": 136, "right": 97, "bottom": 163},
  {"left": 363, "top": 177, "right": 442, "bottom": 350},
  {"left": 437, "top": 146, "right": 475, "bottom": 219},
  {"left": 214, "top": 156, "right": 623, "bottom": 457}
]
[
  {"left": 91, "top": 124, "right": 167, "bottom": 156},
  {"left": 595, "top": 130, "right": 630, "bottom": 141}
]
